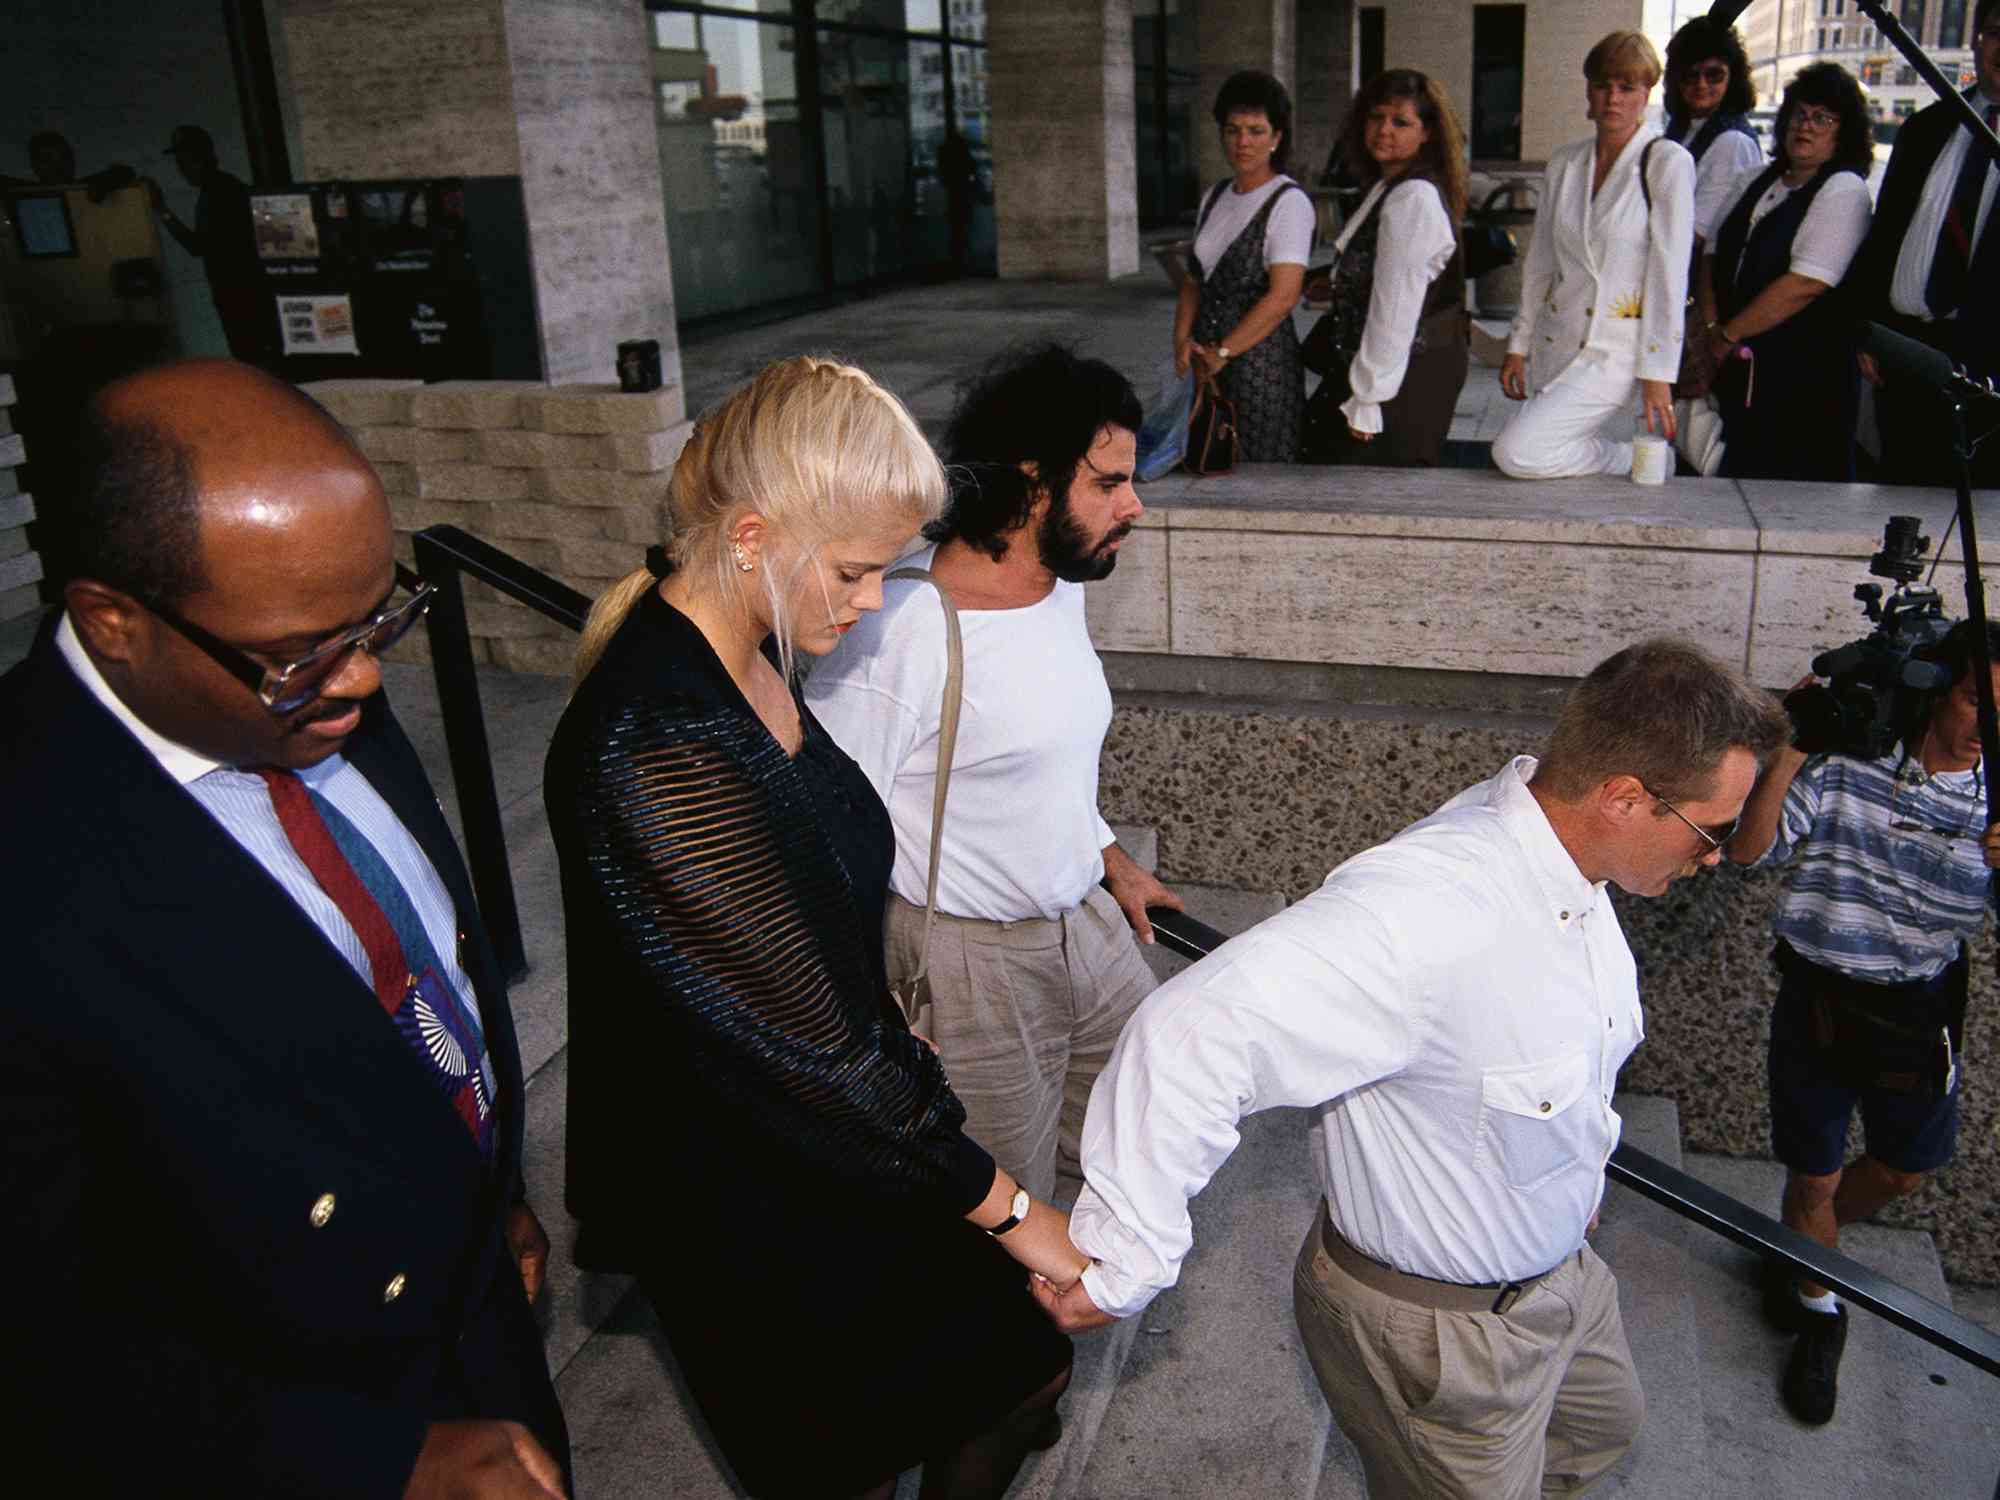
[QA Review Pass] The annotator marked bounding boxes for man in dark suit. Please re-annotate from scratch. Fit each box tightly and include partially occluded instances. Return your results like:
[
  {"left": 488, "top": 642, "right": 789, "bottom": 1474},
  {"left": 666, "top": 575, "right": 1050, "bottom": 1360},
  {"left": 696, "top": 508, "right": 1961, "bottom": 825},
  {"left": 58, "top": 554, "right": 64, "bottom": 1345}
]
[
  {"left": 1844, "top": 0, "right": 2000, "bottom": 487},
  {"left": 0, "top": 360, "right": 568, "bottom": 1497}
]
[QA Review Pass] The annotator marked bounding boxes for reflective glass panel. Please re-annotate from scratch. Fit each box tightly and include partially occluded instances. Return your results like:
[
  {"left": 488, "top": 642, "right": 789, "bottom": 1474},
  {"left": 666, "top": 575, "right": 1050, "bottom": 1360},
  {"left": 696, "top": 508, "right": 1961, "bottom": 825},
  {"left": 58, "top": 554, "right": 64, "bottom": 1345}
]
[
  {"left": 653, "top": 12, "right": 820, "bottom": 320},
  {"left": 819, "top": 29, "right": 952, "bottom": 284}
]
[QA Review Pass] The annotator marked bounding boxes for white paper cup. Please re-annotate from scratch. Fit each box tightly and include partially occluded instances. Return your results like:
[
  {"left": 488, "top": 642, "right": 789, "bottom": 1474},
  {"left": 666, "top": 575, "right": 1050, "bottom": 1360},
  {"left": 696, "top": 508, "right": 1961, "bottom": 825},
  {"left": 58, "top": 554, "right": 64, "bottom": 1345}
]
[{"left": 1632, "top": 434, "right": 1671, "bottom": 486}]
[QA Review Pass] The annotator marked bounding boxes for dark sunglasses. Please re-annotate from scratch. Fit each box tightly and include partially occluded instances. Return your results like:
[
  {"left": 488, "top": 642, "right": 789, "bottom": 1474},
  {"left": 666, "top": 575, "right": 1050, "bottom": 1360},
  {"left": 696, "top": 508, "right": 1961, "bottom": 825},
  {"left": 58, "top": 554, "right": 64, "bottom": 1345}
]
[
  {"left": 139, "top": 564, "right": 433, "bottom": 714},
  {"left": 1644, "top": 784, "right": 1738, "bottom": 854},
  {"left": 1687, "top": 64, "right": 1730, "bottom": 85}
]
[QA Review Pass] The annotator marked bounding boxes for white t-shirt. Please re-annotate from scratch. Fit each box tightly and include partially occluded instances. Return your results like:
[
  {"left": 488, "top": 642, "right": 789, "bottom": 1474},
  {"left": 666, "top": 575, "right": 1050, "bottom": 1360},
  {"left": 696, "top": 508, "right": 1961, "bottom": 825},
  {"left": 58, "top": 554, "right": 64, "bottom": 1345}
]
[
  {"left": 1193, "top": 174, "right": 1314, "bottom": 275},
  {"left": 804, "top": 546, "right": 1117, "bottom": 922},
  {"left": 1334, "top": 177, "right": 1458, "bottom": 434},
  {"left": 1713, "top": 165, "right": 1872, "bottom": 286}
]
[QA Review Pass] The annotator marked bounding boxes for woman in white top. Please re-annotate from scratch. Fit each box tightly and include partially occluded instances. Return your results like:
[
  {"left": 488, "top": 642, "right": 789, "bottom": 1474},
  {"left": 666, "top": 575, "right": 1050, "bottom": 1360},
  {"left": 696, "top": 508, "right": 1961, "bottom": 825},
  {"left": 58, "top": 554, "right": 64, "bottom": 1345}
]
[
  {"left": 1690, "top": 63, "right": 1875, "bottom": 480},
  {"left": 1663, "top": 18, "right": 1765, "bottom": 262},
  {"left": 1494, "top": 31, "right": 1695, "bottom": 480},
  {"left": 1176, "top": 69, "right": 1315, "bottom": 461},
  {"left": 1300, "top": 69, "right": 1470, "bottom": 467}
]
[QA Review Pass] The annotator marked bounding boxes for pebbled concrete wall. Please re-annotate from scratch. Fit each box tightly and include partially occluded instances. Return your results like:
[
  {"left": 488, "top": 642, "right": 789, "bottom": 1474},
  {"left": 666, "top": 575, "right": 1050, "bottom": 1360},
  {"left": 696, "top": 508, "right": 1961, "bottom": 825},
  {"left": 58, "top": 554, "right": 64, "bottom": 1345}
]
[{"left": 1096, "top": 698, "right": 2000, "bottom": 1287}]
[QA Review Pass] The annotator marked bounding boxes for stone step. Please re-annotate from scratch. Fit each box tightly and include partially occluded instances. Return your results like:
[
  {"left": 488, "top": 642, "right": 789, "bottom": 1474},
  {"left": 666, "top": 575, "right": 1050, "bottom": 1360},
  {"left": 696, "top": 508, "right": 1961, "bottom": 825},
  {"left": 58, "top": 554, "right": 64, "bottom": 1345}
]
[
  {"left": 1587, "top": 1095, "right": 1716, "bottom": 1499},
  {"left": 1065, "top": 1105, "right": 1332, "bottom": 1499},
  {"left": 1678, "top": 1152, "right": 2000, "bottom": 1499}
]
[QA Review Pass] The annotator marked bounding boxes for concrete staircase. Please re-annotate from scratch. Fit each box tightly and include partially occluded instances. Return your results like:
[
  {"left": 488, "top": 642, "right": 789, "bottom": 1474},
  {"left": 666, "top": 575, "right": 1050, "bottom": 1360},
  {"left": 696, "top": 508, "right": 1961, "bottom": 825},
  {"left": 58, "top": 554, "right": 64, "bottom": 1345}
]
[{"left": 360, "top": 660, "right": 2000, "bottom": 1498}]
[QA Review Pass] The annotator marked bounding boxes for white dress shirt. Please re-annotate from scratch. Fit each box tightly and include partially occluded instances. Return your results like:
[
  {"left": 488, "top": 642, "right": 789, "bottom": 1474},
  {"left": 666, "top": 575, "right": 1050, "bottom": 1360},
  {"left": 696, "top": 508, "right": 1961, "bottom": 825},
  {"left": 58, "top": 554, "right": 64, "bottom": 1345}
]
[
  {"left": 1335, "top": 177, "right": 1458, "bottom": 435},
  {"left": 805, "top": 547, "right": 1118, "bottom": 921},
  {"left": 1891, "top": 92, "right": 2000, "bottom": 318},
  {"left": 1070, "top": 756, "right": 1641, "bottom": 1319},
  {"left": 55, "top": 614, "right": 490, "bottom": 1067},
  {"left": 1508, "top": 128, "right": 1696, "bottom": 388}
]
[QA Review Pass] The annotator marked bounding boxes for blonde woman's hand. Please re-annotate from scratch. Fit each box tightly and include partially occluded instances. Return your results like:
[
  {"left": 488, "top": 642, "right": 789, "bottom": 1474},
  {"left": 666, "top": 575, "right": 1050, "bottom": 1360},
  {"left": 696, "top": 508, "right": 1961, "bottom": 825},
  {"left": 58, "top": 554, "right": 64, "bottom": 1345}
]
[{"left": 1499, "top": 353, "right": 1528, "bottom": 400}]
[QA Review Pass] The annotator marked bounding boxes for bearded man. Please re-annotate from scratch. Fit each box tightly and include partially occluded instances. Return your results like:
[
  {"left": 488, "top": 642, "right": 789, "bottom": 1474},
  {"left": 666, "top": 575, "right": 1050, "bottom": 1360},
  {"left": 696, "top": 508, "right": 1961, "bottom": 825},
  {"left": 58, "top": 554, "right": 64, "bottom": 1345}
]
[{"left": 807, "top": 343, "right": 1180, "bottom": 1202}]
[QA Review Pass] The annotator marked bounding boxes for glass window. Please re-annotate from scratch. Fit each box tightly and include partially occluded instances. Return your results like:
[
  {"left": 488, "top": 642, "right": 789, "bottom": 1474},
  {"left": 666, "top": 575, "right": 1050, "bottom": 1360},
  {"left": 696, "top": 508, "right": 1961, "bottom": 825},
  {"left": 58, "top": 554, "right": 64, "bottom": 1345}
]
[
  {"left": 1940, "top": 0, "right": 1970, "bottom": 46},
  {"left": 1472, "top": 5, "right": 1525, "bottom": 162},
  {"left": 818, "top": 28, "right": 947, "bottom": 285},
  {"left": 653, "top": 12, "right": 821, "bottom": 321}
]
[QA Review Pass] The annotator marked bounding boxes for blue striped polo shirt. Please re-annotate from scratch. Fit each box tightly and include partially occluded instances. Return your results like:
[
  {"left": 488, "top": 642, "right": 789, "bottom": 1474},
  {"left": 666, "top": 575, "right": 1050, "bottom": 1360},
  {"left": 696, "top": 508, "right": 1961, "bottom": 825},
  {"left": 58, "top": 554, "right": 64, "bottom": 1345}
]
[{"left": 1757, "top": 744, "right": 1990, "bottom": 984}]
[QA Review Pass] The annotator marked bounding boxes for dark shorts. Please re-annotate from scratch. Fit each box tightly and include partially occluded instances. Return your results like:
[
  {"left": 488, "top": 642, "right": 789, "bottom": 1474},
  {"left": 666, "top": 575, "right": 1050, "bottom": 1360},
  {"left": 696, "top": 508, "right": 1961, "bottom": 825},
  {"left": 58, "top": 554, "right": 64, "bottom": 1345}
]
[{"left": 1767, "top": 953, "right": 1961, "bottom": 1177}]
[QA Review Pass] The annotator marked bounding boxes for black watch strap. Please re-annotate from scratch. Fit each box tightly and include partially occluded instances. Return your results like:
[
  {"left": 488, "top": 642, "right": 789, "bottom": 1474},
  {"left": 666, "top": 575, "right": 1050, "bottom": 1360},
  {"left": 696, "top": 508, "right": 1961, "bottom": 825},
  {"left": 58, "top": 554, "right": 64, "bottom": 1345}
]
[{"left": 984, "top": 1186, "right": 1031, "bottom": 1237}]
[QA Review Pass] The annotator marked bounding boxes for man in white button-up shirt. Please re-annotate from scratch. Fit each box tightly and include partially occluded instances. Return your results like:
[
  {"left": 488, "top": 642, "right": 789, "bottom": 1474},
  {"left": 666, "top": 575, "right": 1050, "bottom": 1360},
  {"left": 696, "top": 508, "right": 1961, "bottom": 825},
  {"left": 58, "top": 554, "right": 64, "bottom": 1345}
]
[{"left": 1034, "top": 638, "right": 1789, "bottom": 1499}]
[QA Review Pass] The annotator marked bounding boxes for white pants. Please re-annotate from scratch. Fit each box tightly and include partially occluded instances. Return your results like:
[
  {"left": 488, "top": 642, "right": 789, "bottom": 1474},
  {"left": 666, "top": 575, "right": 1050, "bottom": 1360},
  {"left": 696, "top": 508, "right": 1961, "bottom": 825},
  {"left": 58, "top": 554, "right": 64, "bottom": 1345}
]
[{"left": 1493, "top": 348, "right": 1641, "bottom": 480}]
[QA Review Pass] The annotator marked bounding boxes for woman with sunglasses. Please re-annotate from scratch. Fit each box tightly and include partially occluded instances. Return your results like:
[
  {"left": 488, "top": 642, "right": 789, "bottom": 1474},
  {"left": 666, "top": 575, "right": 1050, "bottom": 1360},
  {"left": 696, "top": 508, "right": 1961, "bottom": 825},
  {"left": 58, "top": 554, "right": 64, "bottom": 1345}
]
[
  {"left": 1663, "top": 18, "right": 1764, "bottom": 268},
  {"left": 545, "top": 357, "right": 1084, "bottom": 1500},
  {"left": 1691, "top": 62, "right": 1874, "bottom": 481}
]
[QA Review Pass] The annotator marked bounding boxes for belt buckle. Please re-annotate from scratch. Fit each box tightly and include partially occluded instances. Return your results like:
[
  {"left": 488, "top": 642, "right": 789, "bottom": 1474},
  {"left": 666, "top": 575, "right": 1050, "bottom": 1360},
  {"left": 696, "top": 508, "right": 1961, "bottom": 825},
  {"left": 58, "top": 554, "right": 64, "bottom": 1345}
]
[{"left": 1490, "top": 1281, "right": 1526, "bottom": 1315}]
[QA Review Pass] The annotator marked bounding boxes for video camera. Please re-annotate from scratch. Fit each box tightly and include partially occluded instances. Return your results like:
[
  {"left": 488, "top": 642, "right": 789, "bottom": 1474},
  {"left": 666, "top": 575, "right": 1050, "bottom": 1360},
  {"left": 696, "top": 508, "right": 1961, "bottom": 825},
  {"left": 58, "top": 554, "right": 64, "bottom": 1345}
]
[{"left": 1783, "top": 516, "right": 1955, "bottom": 760}]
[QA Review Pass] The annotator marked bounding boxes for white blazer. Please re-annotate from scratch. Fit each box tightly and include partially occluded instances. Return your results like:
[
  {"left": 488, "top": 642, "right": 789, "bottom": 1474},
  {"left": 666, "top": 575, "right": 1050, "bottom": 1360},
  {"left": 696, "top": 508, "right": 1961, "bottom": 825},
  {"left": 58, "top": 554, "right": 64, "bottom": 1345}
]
[{"left": 1507, "top": 127, "right": 1695, "bottom": 389}]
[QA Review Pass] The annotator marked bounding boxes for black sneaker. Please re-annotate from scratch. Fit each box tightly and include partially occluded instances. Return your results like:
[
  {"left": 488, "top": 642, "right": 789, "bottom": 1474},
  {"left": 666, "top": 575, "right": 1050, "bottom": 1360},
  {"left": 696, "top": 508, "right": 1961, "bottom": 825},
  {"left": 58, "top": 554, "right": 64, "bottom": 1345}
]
[
  {"left": 1782, "top": 1303, "right": 1848, "bottom": 1425},
  {"left": 1762, "top": 1259, "right": 1810, "bottom": 1334}
]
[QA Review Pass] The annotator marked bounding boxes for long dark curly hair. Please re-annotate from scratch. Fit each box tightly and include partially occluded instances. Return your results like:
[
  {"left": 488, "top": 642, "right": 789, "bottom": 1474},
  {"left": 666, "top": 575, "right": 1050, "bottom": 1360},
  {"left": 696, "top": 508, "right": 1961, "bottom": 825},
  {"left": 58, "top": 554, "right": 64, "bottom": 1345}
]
[{"left": 1664, "top": 17, "right": 1757, "bottom": 124}]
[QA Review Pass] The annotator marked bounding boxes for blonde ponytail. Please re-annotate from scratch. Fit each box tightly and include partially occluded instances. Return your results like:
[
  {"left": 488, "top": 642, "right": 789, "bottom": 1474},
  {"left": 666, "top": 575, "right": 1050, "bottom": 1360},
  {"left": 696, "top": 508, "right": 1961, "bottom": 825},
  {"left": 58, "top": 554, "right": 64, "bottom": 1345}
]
[{"left": 573, "top": 566, "right": 658, "bottom": 685}]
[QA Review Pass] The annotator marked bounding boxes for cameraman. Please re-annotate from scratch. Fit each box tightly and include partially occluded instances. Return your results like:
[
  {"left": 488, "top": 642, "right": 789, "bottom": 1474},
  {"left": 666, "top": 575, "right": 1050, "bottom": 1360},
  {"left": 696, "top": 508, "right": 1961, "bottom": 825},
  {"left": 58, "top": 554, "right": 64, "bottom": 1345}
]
[{"left": 1726, "top": 618, "right": 2000, "bottom": 1429}]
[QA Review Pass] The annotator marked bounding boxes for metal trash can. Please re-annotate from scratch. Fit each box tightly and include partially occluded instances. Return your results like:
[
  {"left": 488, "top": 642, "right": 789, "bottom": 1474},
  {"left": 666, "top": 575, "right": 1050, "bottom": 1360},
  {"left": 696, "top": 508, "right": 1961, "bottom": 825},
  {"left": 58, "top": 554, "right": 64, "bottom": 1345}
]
[{"left": 1471, "top": 180, "right": 1540, "bottom": 320}]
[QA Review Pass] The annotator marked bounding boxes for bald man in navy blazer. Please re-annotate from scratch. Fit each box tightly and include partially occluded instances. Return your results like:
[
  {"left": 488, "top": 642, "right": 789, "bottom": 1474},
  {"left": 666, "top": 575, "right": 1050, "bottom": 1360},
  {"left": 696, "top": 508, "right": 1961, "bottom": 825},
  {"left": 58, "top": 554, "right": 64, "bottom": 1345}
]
[{"left": 0, "top": 361, "right": 567, "bottom": 1497}]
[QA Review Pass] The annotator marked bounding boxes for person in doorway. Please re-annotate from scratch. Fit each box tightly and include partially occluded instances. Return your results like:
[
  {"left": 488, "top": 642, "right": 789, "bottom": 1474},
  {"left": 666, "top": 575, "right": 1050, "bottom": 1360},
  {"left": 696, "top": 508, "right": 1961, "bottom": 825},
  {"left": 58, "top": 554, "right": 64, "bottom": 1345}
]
[
  {"left": 1493, "top": 32, "right": 1694, "bottom": 480},
  {"left": 0, "top": 129, "right": 135, "bottom": 200},
  {"left": 147, "top": 124, "right": 274, "bottom": 364},
  {"left": 1726, "top": 620, "right": 2000, "bottom": 1426}
]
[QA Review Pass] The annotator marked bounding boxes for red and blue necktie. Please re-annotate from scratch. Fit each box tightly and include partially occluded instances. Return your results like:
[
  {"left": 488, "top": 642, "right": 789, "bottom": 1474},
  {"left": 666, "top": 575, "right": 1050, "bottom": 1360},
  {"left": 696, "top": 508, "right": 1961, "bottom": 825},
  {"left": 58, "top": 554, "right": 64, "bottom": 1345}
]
[
  {"left": 1925, "top": 106, "right": 2000, "bottom": 319},
  {"left": 260, "top": 769, "right": 495, "bottom": 1159}
]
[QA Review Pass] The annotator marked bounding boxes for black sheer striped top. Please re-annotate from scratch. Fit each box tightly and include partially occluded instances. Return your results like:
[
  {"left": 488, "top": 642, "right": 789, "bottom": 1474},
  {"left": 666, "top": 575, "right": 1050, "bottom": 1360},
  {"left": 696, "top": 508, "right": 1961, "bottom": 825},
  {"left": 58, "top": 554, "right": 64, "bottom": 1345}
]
[{"left": 547, "top": 586, "right": 993, "bottom": 1271}]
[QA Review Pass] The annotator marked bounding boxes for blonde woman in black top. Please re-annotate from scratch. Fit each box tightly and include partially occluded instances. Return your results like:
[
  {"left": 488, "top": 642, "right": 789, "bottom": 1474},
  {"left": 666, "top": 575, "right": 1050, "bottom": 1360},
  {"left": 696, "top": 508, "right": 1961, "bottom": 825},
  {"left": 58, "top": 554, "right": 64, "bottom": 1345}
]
[{"left": 547, "top": 356, "right": 1084, "bottom": 1499}]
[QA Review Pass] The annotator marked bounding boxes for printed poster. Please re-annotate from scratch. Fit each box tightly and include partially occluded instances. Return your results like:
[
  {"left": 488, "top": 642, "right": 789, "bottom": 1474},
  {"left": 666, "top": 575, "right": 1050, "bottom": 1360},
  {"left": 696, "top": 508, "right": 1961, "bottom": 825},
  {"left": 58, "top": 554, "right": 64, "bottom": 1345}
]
[
  {"left": 253, "top": 193, "right": 320, "bottom": 260},
  {"left": 278, "top": 293, "right": 359, "bottom": 356}
]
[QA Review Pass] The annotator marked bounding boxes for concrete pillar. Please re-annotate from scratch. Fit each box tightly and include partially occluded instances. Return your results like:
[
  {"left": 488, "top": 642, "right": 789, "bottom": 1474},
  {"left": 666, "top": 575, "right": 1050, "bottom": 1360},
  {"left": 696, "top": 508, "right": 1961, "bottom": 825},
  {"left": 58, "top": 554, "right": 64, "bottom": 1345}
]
[
  {"left": 1194, "top": 0, "right": 1296, "bottom": 187},
  {"left": 988, "top": 0, "right": 1140, "bottom": 280},
  {"left": 272, "top": 0, "right": 677, "bottom": 389},
  {"left": 1293, "top": 0, "right": 1354, "bottom": 191}
]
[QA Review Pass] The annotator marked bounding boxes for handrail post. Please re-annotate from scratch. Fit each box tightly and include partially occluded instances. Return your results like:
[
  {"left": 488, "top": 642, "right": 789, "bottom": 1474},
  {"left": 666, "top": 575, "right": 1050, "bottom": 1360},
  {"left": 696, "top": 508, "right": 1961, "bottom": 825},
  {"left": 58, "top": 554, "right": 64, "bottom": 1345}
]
[{"left": 414, "top": 531, "right": 528, "bottom": 982}]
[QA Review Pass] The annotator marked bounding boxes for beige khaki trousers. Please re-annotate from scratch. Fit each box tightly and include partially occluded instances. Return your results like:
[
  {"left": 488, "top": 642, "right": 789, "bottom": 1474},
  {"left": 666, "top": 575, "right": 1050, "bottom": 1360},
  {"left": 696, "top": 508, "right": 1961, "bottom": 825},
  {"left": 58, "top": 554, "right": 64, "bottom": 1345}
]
[
  {"left": 1293, "top": 1213, "right": 1644, "bottom": 1499},
  {"left": 885, "top": 886, "right": 1156, "bottom": 1202}
]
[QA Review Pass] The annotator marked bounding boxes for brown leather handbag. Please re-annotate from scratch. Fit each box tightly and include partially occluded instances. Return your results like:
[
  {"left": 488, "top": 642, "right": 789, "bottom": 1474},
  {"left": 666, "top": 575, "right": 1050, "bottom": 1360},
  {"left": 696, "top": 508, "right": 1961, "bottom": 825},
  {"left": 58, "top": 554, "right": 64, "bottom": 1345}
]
[{"left": 1183, "top": 371, "right": 1238, "bottom": 476}]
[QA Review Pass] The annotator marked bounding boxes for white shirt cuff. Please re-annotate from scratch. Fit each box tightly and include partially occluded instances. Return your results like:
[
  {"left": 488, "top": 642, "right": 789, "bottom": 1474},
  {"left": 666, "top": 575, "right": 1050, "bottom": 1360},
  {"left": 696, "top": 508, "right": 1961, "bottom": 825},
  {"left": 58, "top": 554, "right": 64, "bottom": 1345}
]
[{"left": 1340, "top": 396, "right": 1383, "bottom": 434}]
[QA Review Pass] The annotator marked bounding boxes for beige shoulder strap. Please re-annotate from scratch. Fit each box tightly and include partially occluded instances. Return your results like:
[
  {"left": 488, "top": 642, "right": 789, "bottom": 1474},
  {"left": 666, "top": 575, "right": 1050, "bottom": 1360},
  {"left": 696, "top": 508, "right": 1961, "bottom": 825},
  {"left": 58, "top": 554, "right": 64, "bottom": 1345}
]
[{"left": 885, "top": 567, "right": 963, "bottom": 983}]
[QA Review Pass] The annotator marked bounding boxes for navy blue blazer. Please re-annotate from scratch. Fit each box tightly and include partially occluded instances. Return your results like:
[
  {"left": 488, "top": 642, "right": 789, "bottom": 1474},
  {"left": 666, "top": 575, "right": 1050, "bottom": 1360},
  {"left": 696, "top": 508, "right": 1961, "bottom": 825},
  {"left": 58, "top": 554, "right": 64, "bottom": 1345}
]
[{"left": 0, "top": 622, "right": 565, "bottom": 1496}]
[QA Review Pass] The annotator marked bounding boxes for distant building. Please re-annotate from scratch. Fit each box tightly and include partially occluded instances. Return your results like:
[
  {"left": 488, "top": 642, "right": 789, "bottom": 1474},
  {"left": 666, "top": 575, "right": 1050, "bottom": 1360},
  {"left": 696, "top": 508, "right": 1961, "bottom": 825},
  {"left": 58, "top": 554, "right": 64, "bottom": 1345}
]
[{"left": 1738, "top": 0, "right": 1983, "bottom": 135}]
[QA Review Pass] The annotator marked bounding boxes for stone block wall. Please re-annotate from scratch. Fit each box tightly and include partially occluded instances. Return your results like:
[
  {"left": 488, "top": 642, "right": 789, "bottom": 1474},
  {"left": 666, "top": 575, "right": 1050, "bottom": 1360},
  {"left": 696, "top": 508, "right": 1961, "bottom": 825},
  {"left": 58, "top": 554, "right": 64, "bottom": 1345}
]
[
  {"left": 0, "top": 375, "right": 43, "bottom": 623},
  {"left": 305, "top": 377, "right": 692, "bottom": 676}
]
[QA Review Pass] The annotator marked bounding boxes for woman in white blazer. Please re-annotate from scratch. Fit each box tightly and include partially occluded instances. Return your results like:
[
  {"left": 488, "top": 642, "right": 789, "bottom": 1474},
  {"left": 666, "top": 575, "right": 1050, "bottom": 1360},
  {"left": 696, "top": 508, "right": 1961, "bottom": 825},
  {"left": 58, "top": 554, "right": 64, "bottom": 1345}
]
[{"left": 1494, "top": 31, "right": 1695, "bottom": 480}]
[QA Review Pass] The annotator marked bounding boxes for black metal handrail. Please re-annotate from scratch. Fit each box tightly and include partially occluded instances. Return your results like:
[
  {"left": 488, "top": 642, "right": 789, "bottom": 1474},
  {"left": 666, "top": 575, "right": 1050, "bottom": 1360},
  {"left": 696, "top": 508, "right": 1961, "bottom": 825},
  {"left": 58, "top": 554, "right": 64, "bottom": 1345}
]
[
  {"left": 414, "top": 524, "right": 590, "bottom": 980},
  {"left": 410, "top": 523, "right": 2000, "bottom": 1417}
]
